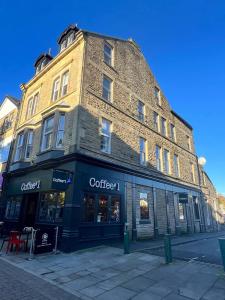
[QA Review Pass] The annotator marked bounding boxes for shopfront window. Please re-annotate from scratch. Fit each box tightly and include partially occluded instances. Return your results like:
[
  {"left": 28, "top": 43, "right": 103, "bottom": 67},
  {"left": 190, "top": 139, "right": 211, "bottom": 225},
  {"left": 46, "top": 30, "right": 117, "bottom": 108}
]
[
  {"left": 82, "top": 193, "right": 120, "bottom": 224},
  {"left": 38, "top": 192, "right": 65, "bottom": 223},
  {"left": 83, "top": 194, "right": 95, "bottom": 222},
  {"left": 178, "top": 202, "right": 185, "bottom": 220},
  {"left": 5, "top": 196, "right": 22, "bottom": 219},
  {"left": 140, "top": 192, "right": 149, "bottom": 220},
  {"left": 193, "top": 196, "right": 200, "bottom": 220}
]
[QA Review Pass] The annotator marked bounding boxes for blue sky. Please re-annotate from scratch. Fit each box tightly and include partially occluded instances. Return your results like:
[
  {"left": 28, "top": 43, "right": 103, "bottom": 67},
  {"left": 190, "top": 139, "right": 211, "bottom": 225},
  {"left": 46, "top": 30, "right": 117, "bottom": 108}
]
[{"left": 0, "top": 0, "right": 224, "bottom": 193}]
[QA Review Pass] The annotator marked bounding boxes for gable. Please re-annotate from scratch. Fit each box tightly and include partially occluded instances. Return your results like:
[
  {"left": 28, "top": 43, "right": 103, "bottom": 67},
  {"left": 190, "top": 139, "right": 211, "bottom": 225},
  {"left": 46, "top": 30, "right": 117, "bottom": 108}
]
[{"left": 0, "top": 97, "right": 18, "bottom": 119}]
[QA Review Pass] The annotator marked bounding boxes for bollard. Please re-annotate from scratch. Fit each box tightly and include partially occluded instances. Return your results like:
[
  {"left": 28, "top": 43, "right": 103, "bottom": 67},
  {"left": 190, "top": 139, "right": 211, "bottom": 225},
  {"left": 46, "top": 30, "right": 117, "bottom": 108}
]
[
  {"left": 218, "top": 238, "right": 225, "bottom": 272},
  {"left": 164, "top": 234, "right": 172, "bottom": 264},
  {"left": 124, "top": 223, "right": 130, "bottom": 254}
]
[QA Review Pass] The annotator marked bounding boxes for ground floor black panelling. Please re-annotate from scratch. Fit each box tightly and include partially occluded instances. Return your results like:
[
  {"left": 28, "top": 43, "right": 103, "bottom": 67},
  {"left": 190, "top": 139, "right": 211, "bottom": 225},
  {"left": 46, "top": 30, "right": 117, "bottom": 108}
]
[{"left": 0, "top": 156, "right": 219, "bottom": 252}]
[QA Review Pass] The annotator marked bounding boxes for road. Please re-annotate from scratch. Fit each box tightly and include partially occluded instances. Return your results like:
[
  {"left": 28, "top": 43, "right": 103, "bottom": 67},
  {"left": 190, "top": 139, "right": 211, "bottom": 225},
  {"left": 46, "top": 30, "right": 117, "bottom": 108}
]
[
  {"left": 144, "top": 233, "right": 225, "bottom": 265},
  {"left": 0, "top": 259, "right": 79, "bottom": 300}
]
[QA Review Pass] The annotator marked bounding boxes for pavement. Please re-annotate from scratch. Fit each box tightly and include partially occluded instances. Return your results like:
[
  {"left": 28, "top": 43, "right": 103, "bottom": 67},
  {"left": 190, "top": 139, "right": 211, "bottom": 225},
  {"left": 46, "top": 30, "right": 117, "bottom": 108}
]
[{"left": 1, "top": 244, "right": 225, "bottom": 299}]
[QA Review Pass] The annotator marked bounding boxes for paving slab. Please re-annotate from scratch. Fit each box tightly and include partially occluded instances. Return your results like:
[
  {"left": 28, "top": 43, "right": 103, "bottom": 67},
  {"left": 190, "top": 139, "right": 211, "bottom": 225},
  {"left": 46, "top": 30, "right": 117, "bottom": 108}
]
[
  {"left": 202, "top": 287, "right": 225, "bottom": 300},
  {"left": 95, "top": 286, "right": 136, "bottom": 300}
]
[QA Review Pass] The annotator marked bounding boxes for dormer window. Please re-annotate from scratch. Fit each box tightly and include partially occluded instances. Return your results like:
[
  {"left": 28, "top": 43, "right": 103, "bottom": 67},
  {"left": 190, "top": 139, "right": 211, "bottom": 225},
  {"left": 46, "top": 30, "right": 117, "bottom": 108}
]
[
  {"left": 34, "top": 53, "right": 53, "bottom": 75},
  {"left": 57, "top": 25, "right": 79, "bottom": 53}
]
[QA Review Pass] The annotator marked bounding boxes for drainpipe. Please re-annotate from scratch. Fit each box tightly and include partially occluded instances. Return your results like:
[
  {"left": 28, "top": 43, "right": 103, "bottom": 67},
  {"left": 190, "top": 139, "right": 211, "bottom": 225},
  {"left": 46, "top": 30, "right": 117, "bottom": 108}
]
[{"left": 196, "top": 156, "right": 206, "bottom": 232}]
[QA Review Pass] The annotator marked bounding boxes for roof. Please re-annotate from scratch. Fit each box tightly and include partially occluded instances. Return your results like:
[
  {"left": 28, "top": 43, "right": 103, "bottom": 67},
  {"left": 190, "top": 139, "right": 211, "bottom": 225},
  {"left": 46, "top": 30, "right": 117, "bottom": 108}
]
[
  {"left": 57, "top": 24, "right": 79, "bottom": 44},
  {"left": 171, "top": 110, "right": 193, "bottom": 130},
  {"left": 5, "top": 95, "right": 20, "bottom": 107},
  {"left": 34, "top": 53, "right": 53, "bottom": 68}
]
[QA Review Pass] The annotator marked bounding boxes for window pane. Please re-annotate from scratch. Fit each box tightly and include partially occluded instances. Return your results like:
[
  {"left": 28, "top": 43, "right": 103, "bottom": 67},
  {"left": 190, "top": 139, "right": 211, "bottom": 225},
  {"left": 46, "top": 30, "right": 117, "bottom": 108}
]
[
  {"left": 61, "top": 71, "right": 69, "bottom": 96},
  {"left": 104, "top": 43, "right": 112, "bottom": 65},
  {"left": 101, "top": 119, "right": 111, "bottom": 153},
  {"left": 138, "top": 101, "right": 144, "bottom": 121},
  {"left": 140, "top": 138, "right": 146, "bottom": 165},
  {"left": 140, "top": 192, "right": 149, "bottom": 220},
  {"left": 83, "top": 194, "right": 95, "bottom": 222},
  {"left": 25, "top": 130, "right": 33, "bottom": 159},
  {"left": 156, "top": 145, "right": 162, "bottom": 171},
  {"left": 103, "top": 76, "right": 111, "bottom": 101},
  {"left": 178, "top": 202, "right": 185, "bottom": 220},
  {"left": 97, "top": 195, "right": 108, "bottom": 223},
  {"left": 110, "top": 196, "right": 120, "bottom": 223},
  {"left": 56, "top": 114, "right": 65, "bottom": 148},
  {"left": 163, "top": 149, "right": 169, "bottom": 174},
  {"left": 5, "top": 197, "right": 21, "bottom": 219},
  {"left": 41, "top": 116, "right": 54, "bottom": 151},
  {"left": 55, "top": 192, "right": 65, "bottom": 222}
]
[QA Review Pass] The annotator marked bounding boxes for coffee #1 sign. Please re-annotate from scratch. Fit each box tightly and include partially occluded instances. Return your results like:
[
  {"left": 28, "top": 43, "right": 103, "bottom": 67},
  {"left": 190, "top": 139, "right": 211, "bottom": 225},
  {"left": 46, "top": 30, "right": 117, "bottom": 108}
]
[
  {"left": 21, "top": 180, "right": 41, "bottom": 192},
  {"left": 89, "top": 177, "right": 120, "bottom": 191}
]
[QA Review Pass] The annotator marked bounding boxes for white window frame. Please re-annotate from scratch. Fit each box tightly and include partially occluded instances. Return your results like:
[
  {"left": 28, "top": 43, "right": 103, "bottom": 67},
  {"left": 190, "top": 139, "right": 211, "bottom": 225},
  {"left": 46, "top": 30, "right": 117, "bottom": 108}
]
[
  {"left": 153, "top": 112, "right": 159, "bottom": 132},
  {"left": 138, "top": 100, "right": 145, "bottom": 122},
  {"left": 51, "top": 77, "right": 60, "bottom": 102},
  {"left": 41, "top": 115, "right": 54, "bottom": 152},
  {"left": 14, "top": 133, "right": 24, "bottom": 162},
  {"left": 100, "top": 118, "right": 111, "bottom": 154},
  {"left": 155, "top": 145, "right": 162, "bottom": 171},
  {"left": 173, "top": 154, "right": 180, "bottom": 177},
  {"left": 139, "top": 137, "right": 147, "bottom": 165},
  {"left": 55, "top": 113, "right": 65, "bottom": 149},
  {"left": 170, "top": 124, "right": 176, "bottom": 142},
  {"left": 61, "top": 71, "right": 69, "bottom": 97},
  {"left": 102, "top": 75, "right": 112, "bottom": 102},
  {"left": 25, "top": 130, "right": 34, "bottom": 159},
  {"left": 104, "top": 42, "right": 113, "bottom": 66},
  {"left": 163, "top": 149, "right": 170, "bottom": 174}
]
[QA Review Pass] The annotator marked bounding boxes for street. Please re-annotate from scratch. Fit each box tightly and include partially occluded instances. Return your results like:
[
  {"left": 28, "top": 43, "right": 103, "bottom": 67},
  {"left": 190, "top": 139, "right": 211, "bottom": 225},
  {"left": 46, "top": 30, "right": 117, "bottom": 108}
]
[
  {"left": 0, "top": 259, "right": 78, "bottom": 300},
  {"left": 144, "top": 233, "right": 225, "bottom": 265}
]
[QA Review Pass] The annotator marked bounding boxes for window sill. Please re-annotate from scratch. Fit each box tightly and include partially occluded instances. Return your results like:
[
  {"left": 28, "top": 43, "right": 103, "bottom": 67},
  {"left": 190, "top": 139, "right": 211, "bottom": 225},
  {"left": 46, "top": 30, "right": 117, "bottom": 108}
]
[{"left": 103, "top": 61, "right": 118, "bottom": 73}]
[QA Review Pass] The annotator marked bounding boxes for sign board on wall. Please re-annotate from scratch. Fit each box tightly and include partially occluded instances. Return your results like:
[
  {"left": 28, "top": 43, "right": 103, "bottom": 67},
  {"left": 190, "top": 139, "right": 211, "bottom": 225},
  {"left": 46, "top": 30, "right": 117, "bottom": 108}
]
[
  {"left": 89, "top": 177, "right": 120, "bottom": 191},
  {"left": 51, "top": 169, "right": 73, "bottom": 190}
]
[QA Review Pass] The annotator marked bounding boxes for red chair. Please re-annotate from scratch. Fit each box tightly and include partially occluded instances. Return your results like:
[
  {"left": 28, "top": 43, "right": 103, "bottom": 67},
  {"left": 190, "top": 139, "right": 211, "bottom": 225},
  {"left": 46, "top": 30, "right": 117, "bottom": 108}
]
[{"left": 6, "top": 231, "right": 26, "bottom": 254}]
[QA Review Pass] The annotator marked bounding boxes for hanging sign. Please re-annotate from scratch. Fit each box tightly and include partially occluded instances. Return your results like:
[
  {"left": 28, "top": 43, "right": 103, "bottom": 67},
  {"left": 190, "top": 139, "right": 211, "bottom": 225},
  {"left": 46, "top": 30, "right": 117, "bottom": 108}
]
[{"left": 52, "top": 169, "right": 73, "bottom": 190}]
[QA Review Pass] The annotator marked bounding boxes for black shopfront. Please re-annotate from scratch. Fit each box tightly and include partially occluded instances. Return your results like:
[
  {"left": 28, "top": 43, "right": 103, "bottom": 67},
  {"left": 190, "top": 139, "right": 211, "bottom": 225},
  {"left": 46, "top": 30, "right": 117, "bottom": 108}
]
[{"left": 3, "top": 160, "right": 126, "bottom": 252}]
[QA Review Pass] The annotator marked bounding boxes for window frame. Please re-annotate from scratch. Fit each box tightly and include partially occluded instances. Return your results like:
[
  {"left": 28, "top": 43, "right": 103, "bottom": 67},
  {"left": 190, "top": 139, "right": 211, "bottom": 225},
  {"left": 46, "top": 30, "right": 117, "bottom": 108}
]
[
  {"left": 82, "top": 192, "right": 121, "bottom": 224},
  {"left": 139, "top": 192, "right": 150, "bottom": 222},
  {"left": 173, "top": 154, "right": 180, "bottom": 177},
  {"left": 100, "top": 118, "right": 111, "bottom": 154},
  {"left": 40, "top": 115, "right": 55, "bottom": 152},
  {"left": 161, "top": 117, "right": 167, "bottom": 137},
  {"left": 163, "top": 148, "right": 170, "bottom": 175},
  {"left": 138, "top": 100, "right": 145, "bottom": 122},
  {"left": 139, "top": 137, "right": 147, "bottom": 165},
  {"left": 153, "top": 111, "right": 159, "bottom": 132},
  {"left": 51, "top": 77, "right": 60, "bottom": 102},
  {"left": 5, "top": 196, "right": 22, "bottom": 220},
  {"left": 61, "top": 70, "right": 69, "bottom": 97},
  {"left": 24, "top": 130, "right": 34, "bottom": 160},
  {"left": 170, "top": 124, "right": 176, "bottom": 142},
  {"left": 14, "top": 132, "right": 24, "bottom": 162},
  {"left": 102, "top": 75, "right": 112, "bottom": 102},
  {"left": 38, "top": 191, "right": 65, "bottom": 223},
  {"left": 155, "top": 145, "right": 162, "bottom": 171},
  {"left": 104, "top": 42, "right": 113, "bottom": 66}
]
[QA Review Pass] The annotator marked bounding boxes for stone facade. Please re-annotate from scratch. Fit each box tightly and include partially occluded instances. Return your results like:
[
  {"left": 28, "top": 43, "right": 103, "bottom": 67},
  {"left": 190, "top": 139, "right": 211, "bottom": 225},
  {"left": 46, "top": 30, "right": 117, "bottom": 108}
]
[{"left": 4, "top": 26, "right": 221, "bottom": 244}]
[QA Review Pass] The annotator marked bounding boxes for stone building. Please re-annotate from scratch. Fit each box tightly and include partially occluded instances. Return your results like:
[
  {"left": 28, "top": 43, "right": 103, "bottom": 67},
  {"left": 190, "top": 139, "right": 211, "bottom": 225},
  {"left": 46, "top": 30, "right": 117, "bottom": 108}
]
[
  {"left": 1, "top": 25, "right": 219, "bottom": 251},
  {"left": 0, "top": 96, "right": 20, "bottom": 218}
]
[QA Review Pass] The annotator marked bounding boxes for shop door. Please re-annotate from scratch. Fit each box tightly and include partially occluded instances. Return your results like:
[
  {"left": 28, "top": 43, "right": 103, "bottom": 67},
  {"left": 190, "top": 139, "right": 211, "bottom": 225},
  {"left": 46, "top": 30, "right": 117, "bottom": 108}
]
[{"left": 22, "top": 193, "right": 38, "bottom": 227}]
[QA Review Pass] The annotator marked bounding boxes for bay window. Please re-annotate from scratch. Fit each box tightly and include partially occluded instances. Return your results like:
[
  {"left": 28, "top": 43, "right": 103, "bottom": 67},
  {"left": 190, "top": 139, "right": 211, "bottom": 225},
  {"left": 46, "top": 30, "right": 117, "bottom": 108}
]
[
  {"left": 41, "top": 115, "right": 54, "bottom": 151},
  {"left": 56, "top": 114, "right": 65, "bottom": 148},
  {"left": 25, "top": 130, "right": 34, "bottom": 159},
  {"left": 14, "top": 132, "right": 24, "bottom": 161},
  {"left": 41, "top": 113, "right": 66, "bottom": 152}
]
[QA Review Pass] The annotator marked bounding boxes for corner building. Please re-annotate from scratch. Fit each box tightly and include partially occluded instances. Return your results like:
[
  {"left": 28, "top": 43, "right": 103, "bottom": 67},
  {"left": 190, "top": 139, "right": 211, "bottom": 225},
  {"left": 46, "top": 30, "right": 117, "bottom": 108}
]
[{"left": 2, "top": 26, "right": 217, "bottom": 252}]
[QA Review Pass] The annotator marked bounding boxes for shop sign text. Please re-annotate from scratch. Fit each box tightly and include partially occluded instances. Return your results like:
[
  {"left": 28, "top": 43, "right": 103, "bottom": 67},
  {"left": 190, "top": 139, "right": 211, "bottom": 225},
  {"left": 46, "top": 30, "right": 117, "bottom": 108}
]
[
  {"left": 89, "top": 177, "right": 120, "bottom": 191},
  {"left": 21, "top": 180, "right": 41, "bottom": 192}
]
